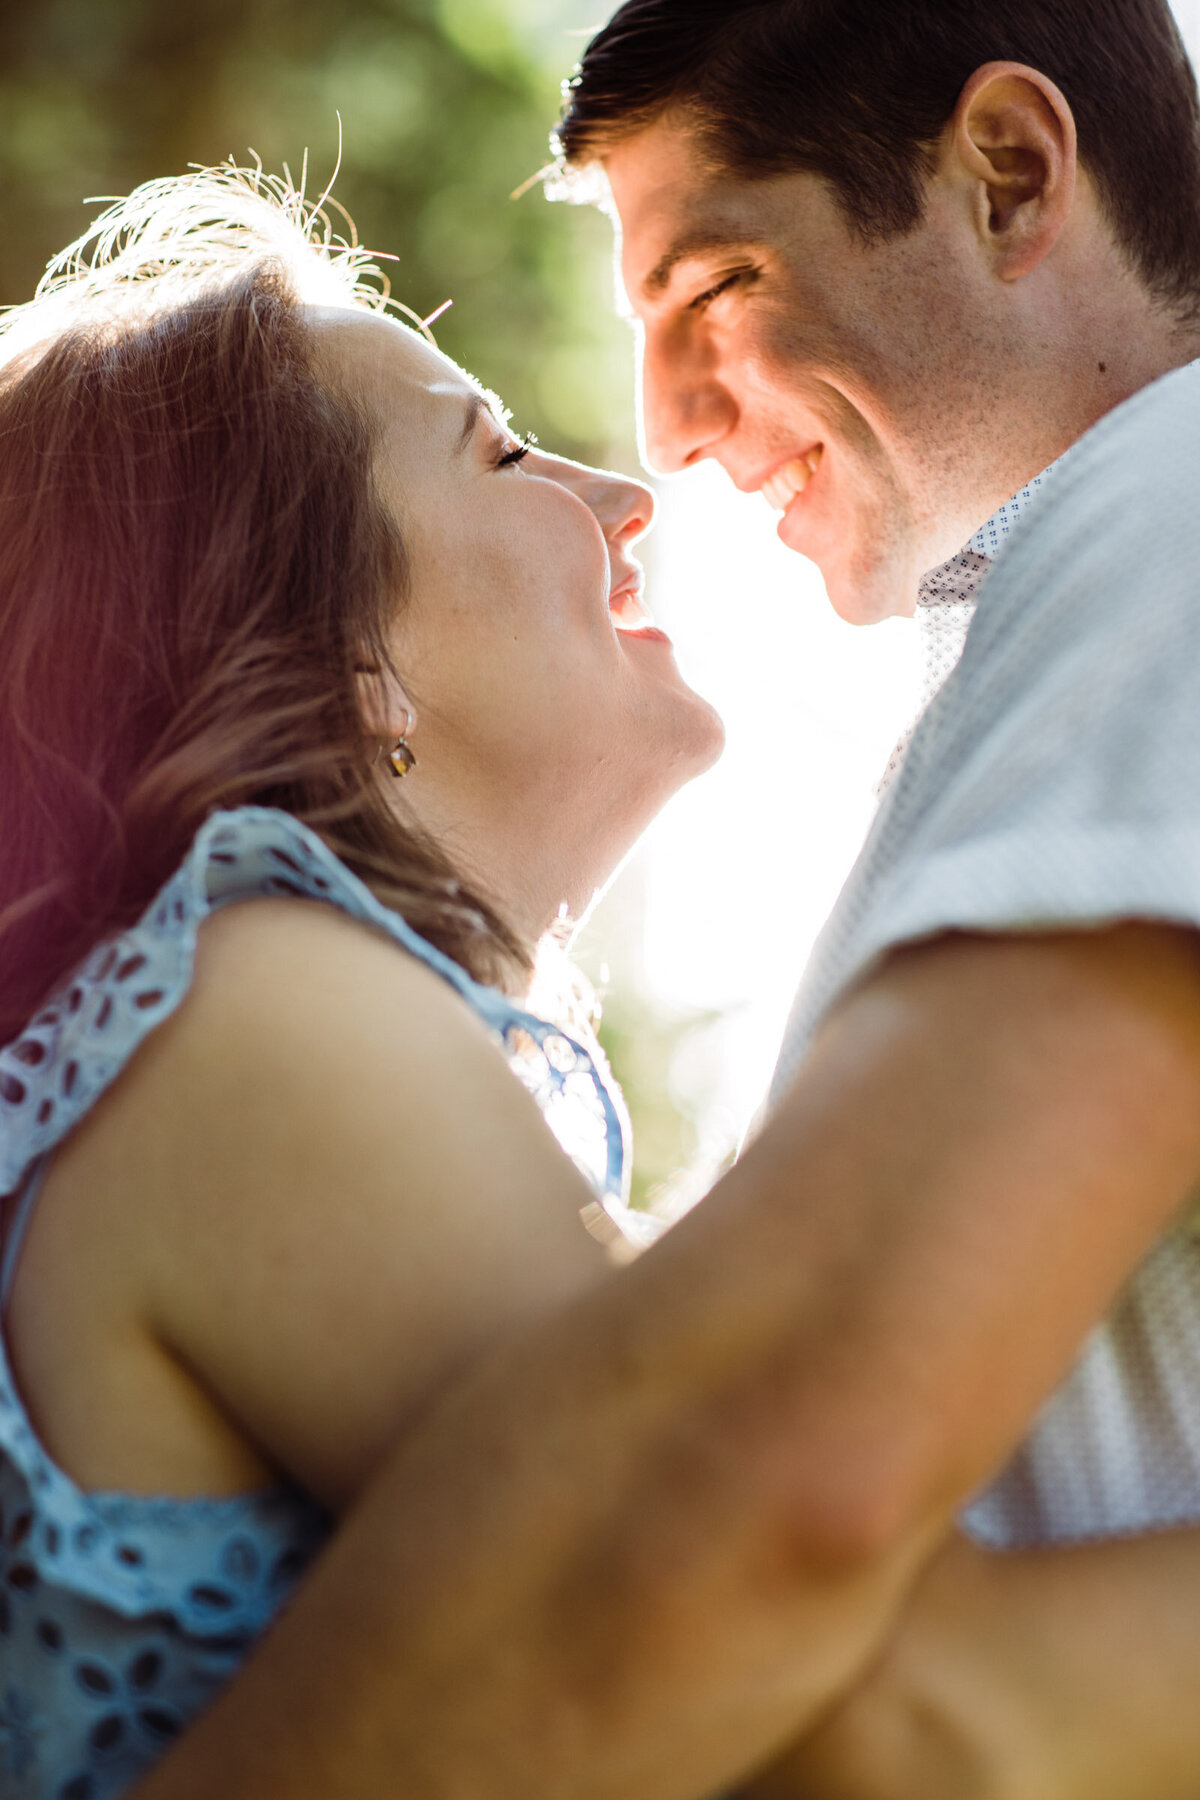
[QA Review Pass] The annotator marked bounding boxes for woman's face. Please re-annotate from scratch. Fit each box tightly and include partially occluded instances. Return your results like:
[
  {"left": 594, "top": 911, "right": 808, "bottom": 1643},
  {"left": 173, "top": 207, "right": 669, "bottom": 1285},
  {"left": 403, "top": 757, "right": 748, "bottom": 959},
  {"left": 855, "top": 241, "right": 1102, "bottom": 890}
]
[{"left": 311, "top": 307, "right": 723, "bottom": 935}]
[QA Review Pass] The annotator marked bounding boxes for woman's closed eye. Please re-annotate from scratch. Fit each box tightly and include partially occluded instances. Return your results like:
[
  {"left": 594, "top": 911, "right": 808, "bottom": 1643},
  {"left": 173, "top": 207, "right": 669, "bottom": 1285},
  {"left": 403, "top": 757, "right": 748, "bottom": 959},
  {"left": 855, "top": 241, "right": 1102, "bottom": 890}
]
[{"left": 496, "top": 432, "right": 537, "bottom": 470}]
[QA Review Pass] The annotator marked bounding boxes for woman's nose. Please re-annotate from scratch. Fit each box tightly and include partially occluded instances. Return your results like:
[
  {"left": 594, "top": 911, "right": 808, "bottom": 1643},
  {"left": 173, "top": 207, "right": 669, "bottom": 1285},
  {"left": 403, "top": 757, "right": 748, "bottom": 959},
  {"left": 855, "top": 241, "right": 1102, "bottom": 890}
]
[{"left": 546, "top": 456, "right": 656, "bottom": 548}]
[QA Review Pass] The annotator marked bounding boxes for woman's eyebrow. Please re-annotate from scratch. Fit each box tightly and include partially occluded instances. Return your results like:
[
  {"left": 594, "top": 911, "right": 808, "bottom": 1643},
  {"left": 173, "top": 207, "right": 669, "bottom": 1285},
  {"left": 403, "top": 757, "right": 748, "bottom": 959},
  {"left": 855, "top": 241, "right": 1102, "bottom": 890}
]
[
  {"left": 453, "top": 387, "right": 512, "bottom": 455},
  {"left": 455, "top": 393, "right": 486, "bottom": 454}
]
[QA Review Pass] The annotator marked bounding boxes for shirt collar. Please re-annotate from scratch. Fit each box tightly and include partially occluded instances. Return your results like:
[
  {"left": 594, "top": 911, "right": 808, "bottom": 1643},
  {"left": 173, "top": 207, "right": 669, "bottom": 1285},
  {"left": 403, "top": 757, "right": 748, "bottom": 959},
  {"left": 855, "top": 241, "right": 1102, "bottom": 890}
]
[
  {"left": 902, "top": 445, "right": 1078, "bottom": 733},
  {"left": 964, "top": 446, "right": 1074, "bottom": 561},
  {"left": 916, "top": 444, "right": 1075, "bottom": 613}
]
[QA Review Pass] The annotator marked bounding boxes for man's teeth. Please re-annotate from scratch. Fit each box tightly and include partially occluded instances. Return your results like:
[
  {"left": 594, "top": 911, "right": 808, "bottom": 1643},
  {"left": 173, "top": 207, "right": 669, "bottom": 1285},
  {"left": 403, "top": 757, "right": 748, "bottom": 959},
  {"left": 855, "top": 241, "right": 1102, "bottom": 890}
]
[{"left": 761, "top": 448, "right": 823, "bottom": 512}]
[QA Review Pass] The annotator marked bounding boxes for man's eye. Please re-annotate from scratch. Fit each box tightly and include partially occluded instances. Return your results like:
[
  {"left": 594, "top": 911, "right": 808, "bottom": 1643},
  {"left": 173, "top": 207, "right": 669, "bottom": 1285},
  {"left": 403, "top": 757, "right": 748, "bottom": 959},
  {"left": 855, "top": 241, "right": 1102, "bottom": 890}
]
[{"left": 689, "top": 270, "right": 749, "bottom": 312}]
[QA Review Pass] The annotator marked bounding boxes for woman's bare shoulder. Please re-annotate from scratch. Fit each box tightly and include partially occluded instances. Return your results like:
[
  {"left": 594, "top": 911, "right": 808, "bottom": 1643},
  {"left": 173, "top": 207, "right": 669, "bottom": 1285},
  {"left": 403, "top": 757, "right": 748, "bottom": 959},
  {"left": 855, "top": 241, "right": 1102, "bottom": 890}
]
[
  {"left": 184, "top": 893, "right": 497, "bottom": 1057},
  {"left": 10, "top": 897, "right": 608, "bottom": 1510}
]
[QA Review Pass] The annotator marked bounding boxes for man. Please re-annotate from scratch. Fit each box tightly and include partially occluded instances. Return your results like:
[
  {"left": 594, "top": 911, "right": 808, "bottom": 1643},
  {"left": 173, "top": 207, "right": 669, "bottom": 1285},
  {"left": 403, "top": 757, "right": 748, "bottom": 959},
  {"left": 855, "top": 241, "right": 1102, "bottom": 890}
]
[
  {"left": 137, "top": 2, "right": 1200, "bottom": 1793},
  {"left": 568, "top": 0, "right": 1200, "bottom": 1557}
]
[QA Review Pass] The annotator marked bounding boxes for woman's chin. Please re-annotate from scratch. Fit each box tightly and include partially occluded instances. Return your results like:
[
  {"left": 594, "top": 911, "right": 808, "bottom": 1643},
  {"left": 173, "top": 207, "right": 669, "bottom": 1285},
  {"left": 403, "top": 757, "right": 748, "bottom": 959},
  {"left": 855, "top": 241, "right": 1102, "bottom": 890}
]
[
  {"left": 622, "top": 635, "right": 726, "bottom": 781},
  {"left": 475, "top": 689, "right": 726, "bottom": 943},
  {"left": 607, "top": 689, "right": 726, "bottom": 861},
  {"left": 688, "top": 691, "right": 727, "bottom": 774},
  {"left": 658, "top": 680, "right": 727, "bottom": 785}
]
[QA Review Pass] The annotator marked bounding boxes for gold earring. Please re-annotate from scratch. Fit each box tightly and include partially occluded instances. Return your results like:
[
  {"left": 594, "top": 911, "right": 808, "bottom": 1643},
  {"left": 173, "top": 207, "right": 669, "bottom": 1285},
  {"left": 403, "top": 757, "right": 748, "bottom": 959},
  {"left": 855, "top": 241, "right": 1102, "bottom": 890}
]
[{"left": 387, "top": 707, "right": 417, "bottom": 778}]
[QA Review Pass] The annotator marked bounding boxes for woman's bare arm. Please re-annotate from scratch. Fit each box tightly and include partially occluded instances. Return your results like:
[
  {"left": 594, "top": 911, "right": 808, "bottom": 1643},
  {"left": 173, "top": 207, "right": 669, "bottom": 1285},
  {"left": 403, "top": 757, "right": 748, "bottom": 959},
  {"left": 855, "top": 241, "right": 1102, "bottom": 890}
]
[
  {"left": 9, "top": 897, "right": 612, "bottom": 1509},
  {"left": 747, "top": 1527, "right": 1200, "bottom": 1800}
]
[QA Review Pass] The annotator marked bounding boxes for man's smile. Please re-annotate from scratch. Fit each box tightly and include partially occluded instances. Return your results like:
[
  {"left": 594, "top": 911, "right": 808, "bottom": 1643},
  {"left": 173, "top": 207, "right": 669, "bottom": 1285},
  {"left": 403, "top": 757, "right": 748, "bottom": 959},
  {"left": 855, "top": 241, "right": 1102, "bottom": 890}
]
[{"left": 760, "top": 446, "right": 824, "bottom": 512}]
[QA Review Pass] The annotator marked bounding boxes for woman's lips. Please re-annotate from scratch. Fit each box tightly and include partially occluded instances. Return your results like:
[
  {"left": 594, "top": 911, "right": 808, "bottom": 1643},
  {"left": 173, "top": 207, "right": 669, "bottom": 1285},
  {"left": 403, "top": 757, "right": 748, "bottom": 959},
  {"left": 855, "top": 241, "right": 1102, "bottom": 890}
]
[
  {"left": 610, "top": 580, "right": 673, "bottom": 646},
  {"left": 620, "top": 625, "right": 673, "bottom": 646}
]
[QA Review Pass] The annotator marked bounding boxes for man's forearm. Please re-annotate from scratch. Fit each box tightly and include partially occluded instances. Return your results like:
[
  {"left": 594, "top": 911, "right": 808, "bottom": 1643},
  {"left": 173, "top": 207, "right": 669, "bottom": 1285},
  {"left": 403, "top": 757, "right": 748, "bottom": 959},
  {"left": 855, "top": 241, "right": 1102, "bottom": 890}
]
[
  {"left": 131, "top": 1283, "right": 947, "bottom": 1800},
  {"left": 134, "top": 927, "right": 1200, "bottom": 1797}
]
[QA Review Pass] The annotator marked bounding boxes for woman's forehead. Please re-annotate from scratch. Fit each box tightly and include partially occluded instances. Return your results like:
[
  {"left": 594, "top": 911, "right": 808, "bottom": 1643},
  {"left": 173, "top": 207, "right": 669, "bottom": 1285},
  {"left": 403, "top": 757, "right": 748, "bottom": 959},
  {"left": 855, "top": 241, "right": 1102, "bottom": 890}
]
[{"left": 305, "top": 304, "right": 478, "bottom": 435}]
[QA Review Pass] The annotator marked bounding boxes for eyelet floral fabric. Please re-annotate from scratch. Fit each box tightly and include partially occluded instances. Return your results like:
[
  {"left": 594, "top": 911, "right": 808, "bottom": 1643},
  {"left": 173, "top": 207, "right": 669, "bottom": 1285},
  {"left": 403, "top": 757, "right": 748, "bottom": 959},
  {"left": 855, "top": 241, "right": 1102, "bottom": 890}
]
[{"left": 0, "top": 806, "right": 632, "bottom": 1798}]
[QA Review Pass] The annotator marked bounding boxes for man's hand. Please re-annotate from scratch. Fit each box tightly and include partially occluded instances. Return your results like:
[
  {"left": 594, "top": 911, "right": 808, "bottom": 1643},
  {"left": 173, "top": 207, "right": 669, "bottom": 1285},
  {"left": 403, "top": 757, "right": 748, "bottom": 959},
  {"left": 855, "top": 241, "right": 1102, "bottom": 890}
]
[{"left": 747, "top": 1527, "right": 1200, "bottom": 1800}]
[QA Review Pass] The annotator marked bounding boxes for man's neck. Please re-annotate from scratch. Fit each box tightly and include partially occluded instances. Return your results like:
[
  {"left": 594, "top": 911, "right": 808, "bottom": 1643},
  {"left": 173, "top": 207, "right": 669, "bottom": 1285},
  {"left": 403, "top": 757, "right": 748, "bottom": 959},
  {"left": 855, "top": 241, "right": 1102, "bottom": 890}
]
[{"left": 943, "top": 279, "right": 1200, "bottom": 570}]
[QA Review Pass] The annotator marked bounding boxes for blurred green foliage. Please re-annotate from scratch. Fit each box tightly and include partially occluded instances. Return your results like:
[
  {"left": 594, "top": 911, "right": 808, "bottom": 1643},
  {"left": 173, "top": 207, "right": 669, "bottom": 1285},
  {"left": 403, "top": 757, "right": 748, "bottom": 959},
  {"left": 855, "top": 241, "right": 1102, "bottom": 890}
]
[
  {"left": 576, "top": 862, "right": 735, "bottom": 1217},
  {"left": 0, "top": 0, "right": 635, "bottom": 466},
  {"left": 596, "top": 982, "right": 729, "bottom": 1215}
]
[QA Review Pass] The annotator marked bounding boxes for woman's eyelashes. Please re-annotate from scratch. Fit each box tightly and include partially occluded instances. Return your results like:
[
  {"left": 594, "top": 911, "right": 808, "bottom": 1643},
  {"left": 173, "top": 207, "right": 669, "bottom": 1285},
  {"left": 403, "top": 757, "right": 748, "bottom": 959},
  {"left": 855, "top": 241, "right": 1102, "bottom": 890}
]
[{"left": 495, "top": 431, "right": 537, "bottom": 470}]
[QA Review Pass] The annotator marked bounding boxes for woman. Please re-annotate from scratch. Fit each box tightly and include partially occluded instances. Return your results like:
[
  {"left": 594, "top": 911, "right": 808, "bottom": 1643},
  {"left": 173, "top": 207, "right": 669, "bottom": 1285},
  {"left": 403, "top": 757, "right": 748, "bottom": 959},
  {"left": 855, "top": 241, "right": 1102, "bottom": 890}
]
[
  {"left": 0, "top": 165, "right": 722, "bottom": 1797},
  {"left": 3, "top": 168, "right": 1200, "bottom": 1800}
]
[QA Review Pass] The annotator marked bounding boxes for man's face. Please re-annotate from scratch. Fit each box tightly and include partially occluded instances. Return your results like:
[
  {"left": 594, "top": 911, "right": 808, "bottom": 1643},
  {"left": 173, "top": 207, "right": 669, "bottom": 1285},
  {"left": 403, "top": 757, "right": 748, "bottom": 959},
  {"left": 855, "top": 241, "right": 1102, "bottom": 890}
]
[{"left": 605, "top": 115, "right": 1019, "bottom": 624}]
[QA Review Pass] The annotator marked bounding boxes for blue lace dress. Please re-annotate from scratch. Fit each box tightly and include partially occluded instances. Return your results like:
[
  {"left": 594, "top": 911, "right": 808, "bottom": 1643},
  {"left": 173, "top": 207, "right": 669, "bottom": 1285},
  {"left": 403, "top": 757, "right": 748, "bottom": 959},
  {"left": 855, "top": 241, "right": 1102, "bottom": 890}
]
[{"left": 0, "top": 807, "right": 642, "bottom": 1799}]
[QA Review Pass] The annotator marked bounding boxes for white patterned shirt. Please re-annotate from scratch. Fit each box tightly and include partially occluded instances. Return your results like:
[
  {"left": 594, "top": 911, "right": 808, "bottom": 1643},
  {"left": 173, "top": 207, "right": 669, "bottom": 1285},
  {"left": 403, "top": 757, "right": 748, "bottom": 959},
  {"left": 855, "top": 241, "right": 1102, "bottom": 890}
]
[
  {"left": 773, "top": 360, "right": 1200, "bottom": 1546},
  {"left": 915, "top": 452, "right": 1072, "bottom": 712}
]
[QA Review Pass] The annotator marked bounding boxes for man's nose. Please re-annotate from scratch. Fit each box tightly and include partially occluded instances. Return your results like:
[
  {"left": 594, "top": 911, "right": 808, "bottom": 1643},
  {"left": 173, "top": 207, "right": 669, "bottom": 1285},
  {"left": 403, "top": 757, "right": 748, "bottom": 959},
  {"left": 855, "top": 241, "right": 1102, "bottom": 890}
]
[{"left": 639, "top": 325, "right": 737, "bottom": 475}]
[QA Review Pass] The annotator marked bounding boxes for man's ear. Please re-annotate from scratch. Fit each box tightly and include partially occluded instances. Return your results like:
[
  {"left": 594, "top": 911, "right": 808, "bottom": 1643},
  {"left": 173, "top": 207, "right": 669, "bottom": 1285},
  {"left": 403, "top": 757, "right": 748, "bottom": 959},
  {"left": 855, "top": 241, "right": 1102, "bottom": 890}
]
[{"left": 944, "top": 61, "right": 1077, "bottom": 281}]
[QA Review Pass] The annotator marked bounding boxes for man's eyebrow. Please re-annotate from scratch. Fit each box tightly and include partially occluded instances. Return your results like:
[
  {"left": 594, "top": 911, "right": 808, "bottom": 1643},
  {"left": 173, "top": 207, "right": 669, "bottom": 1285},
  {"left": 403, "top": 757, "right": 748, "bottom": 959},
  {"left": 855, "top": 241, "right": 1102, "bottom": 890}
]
[{"left": 642, "top": 229, "right": 763, "bottom": 297}]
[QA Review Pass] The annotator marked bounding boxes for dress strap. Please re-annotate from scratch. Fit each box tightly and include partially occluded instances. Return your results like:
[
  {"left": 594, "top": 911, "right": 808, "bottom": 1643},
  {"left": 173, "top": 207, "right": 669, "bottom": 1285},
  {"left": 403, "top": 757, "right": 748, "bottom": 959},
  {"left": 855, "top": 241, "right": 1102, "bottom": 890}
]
[{"left": 0, "top": 1154, "right": 48, "bottom": 1310}]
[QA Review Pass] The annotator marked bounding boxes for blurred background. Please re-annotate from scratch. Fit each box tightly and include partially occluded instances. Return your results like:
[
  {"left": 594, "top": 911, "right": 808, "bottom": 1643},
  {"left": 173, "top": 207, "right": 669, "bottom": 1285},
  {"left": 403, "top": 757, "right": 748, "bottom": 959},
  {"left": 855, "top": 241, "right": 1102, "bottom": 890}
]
[{"left": 2, "top": 0, "right": 1197, "bottom": 1208}]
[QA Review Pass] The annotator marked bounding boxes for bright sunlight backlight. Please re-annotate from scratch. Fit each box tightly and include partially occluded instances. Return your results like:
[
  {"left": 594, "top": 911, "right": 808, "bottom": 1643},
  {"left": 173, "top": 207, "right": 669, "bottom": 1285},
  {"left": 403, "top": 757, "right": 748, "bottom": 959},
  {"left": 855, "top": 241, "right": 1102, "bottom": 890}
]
[{"left": 627, "top": 467, "right": 920, "bottom": 1151}]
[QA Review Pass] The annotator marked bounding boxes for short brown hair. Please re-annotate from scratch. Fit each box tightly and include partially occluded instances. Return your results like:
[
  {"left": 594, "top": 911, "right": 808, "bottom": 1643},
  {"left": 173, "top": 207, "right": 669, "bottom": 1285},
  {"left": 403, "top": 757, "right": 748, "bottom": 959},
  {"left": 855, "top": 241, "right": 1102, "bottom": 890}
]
[
  {"left": 556, "top": 0, "right": 1200, "bottom": 316},
  {"left": 0, "top": 172, "right": 528, "bottom": 1042}
]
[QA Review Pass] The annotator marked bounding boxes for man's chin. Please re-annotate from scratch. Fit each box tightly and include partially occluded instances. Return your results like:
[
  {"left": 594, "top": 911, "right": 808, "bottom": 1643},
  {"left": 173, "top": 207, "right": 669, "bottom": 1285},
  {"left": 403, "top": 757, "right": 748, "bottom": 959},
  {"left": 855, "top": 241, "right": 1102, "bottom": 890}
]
[
  {"left": 781, "top": 496, "right": 917, "bottom": 625},
  {"left": 820, "top": 555, "right": 917, "bottom": 627}
]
